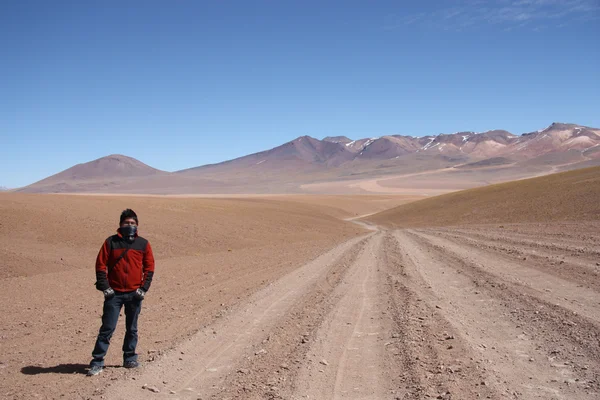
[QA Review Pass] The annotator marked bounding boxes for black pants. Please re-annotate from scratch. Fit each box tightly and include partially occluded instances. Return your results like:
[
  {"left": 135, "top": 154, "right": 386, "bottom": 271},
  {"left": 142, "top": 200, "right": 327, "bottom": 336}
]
[{"left": 90, "top": 291, "right": 142, "bottom": 367}]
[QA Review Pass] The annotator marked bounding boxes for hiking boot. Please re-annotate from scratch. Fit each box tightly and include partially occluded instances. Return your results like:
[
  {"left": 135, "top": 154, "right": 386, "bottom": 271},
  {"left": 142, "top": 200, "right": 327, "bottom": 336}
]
[
  {"left": 123, "top": 360, "right": 140, "bottom": 369},
  {"left": 86, "top": 365, "right": 103, "bottom": 376}
]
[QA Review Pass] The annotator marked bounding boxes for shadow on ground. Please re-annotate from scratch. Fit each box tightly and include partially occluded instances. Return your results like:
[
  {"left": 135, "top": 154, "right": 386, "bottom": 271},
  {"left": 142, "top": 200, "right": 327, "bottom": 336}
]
[{"left": 21, "top": 364, "right": 91, "bottom": 375}]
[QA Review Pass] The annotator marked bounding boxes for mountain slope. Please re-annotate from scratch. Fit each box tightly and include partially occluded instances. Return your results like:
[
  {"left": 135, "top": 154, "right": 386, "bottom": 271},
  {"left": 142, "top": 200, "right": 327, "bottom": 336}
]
[
  {"left": 178, "top": 135, "right": 355, "bottom": 176},
  {"left": 323, "top": 136, "right": 352, "bottom": 144},
  {"left": 15, "top": 122, "right": 600, "bottom": 194},
  {"left": 18, "top": 154, "right": 167, "bottom": 193},
  {"left": 510, "top": 123, "right": 600, "bottom": 158},
  {"left": 355, "top": 136, "right": 421, "bottom": 159},
  {"left": 364, "top": 166, "right": 600, "bottom": 227}
]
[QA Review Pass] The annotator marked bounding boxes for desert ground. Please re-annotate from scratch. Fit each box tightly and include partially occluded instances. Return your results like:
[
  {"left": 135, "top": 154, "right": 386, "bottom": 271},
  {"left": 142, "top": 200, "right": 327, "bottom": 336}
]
[{"left": 0, "top": 169, "right": 599, "bottom": 400}]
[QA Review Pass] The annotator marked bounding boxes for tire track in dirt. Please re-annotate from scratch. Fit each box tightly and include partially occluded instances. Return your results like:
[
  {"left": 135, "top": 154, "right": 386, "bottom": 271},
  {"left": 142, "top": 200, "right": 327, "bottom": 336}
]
[
  {"left": 426, "top": 228, "right": 600, "bottom": 291},
  {"left": 293, "top": 233, "right": 391, "bottom": 399},
  {"left": 293, "top": 230, "right": 498, "bottom": 399},
  {"left": 411, "top": 230, "right": 600, "bottom": 325},
  {"left": 206, "top": 236, "right": 371, "bottom": 399},
  {"left": 381, "top": 233, "right": 498, "bottom": 400},
  {"left": 101, "top": 234, "right": 372, "bottom": 400},
  {"left": 435, "top": 226, "right": 600, "bottom": 262},
  {"left": 441, "top": 230, "right": 600, "bottom": 258},
  {"left": 433, "top": 225, "right": 600, "bottom": 254},
  {"left": 400, "top": 230, "right": 600, "bottom": 399}
]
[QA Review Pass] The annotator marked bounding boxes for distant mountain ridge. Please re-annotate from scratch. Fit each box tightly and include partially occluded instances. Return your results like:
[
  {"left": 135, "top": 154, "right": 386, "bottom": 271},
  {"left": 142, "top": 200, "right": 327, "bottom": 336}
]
[
  {"left": 17, "top": 122, "right": 600, "bottom": 194},
  {"left": 179, "top": 122, "right": 599, "bottom": 172}
]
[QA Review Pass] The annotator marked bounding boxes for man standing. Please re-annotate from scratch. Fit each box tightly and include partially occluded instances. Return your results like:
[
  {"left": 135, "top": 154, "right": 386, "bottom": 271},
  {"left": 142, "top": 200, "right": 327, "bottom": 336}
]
[{"left": 87, "top": 208, "right": 155, "bottom": 376}]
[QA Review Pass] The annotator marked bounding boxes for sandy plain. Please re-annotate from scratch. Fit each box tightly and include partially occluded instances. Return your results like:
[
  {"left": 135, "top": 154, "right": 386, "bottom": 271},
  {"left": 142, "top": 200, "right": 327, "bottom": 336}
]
[{"left": 0, "top": 179, "right": 598, "bottom": 399}]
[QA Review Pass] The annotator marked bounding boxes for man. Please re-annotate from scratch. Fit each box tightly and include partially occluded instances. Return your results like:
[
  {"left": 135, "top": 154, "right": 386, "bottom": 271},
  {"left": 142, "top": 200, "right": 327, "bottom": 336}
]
[{"left": 87, "top": 208, "right": 155, "bottom": 376}]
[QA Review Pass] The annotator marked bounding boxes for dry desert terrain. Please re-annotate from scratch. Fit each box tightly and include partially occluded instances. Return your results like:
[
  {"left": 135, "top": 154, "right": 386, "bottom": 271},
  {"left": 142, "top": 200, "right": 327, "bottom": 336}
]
[{"left": 1, "top": 168, "right": 599, "bottom": 400}]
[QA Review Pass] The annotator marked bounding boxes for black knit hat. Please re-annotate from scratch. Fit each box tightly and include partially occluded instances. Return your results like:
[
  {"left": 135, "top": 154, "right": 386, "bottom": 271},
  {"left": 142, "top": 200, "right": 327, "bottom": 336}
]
[{"left": 119, "top": 208, "right": 138, "bottom": 225}]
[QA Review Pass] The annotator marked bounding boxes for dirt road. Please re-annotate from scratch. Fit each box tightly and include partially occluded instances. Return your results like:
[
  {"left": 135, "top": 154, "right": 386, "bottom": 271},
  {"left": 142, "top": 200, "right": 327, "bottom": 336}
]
[{"left": 94, "top": 222, "right": 600, "bottom": 400}]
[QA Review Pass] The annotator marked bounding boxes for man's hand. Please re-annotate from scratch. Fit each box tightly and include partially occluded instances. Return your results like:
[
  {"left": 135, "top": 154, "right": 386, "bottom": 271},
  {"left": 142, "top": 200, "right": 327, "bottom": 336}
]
[
  {"left": 134, "top": 288, "right": 146, "bottom": 301},
  {"left": 103, "top": 288, "right": 115, "bottom": 300}
]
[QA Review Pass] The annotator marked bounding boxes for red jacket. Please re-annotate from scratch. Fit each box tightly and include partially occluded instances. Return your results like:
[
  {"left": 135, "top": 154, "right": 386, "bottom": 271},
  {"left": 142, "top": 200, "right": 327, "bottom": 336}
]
[{"left": 95, "top": 230, "right": 155, "bottom": 292}]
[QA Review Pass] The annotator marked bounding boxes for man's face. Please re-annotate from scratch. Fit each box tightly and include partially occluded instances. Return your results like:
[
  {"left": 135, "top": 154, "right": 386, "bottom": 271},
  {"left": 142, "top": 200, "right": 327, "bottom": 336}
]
[{"left": 121, "top": 218, "right": 137, "bottom": 228}]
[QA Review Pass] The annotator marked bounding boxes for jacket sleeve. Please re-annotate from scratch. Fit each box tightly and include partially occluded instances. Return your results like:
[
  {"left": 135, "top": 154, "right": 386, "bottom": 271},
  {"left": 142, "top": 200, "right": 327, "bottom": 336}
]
[
  {"left": 95, "top": 239, "right": 111, "bottom": 291},
  {"left": 141, "top": 241, "right": 155, "bottom": 292}
]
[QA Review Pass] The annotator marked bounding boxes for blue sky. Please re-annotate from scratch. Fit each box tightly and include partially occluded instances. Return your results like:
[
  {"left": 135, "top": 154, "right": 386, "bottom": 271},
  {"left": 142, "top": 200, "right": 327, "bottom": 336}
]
[{"left": 1, "top": 0, "right": 599, "bottom": 188}]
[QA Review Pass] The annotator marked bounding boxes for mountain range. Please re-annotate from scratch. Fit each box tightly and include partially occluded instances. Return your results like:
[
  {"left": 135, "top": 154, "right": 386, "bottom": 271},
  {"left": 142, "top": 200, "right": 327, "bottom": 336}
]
[{"left": 17, "top": 122, "right": 600, "bottom": 194}]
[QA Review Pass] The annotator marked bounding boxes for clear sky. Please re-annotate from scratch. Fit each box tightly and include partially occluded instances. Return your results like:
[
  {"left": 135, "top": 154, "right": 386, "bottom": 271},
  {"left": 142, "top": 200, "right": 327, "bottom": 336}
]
[{"left": 1, "top": 0, "right": 599, "bottom": 188}]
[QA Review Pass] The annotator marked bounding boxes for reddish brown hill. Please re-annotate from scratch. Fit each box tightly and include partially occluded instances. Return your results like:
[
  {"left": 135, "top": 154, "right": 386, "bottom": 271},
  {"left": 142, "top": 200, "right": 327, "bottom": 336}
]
[
  {"left": 419, "top": 130, "right": 518, "bottom": 158},
  {"left": 355, "top": 136, "right": 421, "bottom": 159},
  {"left": 19, "top": 154, "right": 167, "bottom": 193},
  {"left": 364, "top": 166, "right": 600, "bottom": 227},
  {"left": 179, "top": 135, "right": 355, "bottom": 175},
  {"left": 510, "top": 123, "right": 600, "bottom": 158}
]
